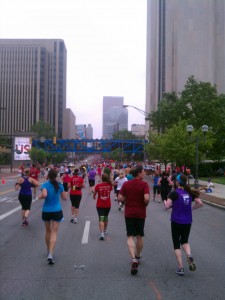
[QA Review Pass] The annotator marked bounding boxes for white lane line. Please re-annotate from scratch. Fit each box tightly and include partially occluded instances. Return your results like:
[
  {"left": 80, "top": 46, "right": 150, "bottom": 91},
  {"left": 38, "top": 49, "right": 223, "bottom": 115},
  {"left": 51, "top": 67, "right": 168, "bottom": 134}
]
[
  {"left": 0, "top": 199, "right": 38, "bottom": 221},
  {"left": 82, "top": 221, "right": 90, "bottom": 244},
  {"left": 0, "top": 206, "right": 21, "bottom": 220}
]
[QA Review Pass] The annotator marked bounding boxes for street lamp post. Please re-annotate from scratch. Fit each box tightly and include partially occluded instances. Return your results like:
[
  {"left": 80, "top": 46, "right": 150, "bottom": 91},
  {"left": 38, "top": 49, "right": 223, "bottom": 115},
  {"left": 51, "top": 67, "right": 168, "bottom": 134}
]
[
  {"left": 123, "top": 105, "right": 151, "bottom": 134},
  {"left": 123, "top": 104, "right": 150, "bottom": 161},
  {"left": 187, "top": 125, "right": 209, "bottom": 189}
]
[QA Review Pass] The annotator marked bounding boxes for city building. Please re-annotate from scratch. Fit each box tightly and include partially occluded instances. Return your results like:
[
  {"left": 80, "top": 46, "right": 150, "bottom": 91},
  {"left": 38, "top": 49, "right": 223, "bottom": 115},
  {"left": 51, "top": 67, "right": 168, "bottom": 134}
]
[
  {"left": 146, "top": 0, "right": 225, "bottom": 114},
  {"left": 102, "top": 96, "right": 128, "bottom": 139},
  {"left": 63, "top": 109, "right": 76, "bottom": 139},
  {"left": 86, "top": 124, "right": 93, "bottom": 139},
  {"left": 131, "top": 124, "right": 145, "bottom": 138},
  {"left": 0, "top": 39, "right": 67, "bottom": 138}
]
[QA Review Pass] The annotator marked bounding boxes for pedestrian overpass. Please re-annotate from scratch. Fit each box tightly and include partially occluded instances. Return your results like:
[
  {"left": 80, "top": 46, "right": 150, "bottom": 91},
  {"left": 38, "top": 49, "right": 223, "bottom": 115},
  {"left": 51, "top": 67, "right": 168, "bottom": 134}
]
[{"left": 32, "top": 138, "right": 147, "bottom": 154}]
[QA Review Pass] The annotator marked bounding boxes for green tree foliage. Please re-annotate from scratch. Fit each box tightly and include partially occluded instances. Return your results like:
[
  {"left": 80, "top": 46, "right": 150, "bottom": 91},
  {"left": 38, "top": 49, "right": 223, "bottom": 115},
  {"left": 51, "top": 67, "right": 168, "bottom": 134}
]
[
  {"left": 31, "top": 120, "right": 56, "bottom": 138},
  {"left": 28, "top": 147, "right": 48, "bottom": 164},
  {"left": 149, "top": 92, "right": 181, "bottom": 133},
  {"left": 148, "top": 76, "right": 225, "bottom": 162}
]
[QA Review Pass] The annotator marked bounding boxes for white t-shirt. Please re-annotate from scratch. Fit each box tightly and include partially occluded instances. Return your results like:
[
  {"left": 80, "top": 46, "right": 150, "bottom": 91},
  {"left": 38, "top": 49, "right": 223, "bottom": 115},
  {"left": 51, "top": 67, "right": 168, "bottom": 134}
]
[{"left": 115, "top": 177, "right": 128, "bottom": 190}]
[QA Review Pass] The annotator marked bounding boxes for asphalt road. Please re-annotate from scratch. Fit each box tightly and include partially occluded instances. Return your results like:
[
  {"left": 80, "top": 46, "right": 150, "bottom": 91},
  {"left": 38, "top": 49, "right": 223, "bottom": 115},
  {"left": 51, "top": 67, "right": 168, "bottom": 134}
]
[{"left": 0, "top": 178, "right": 225, "bottom": 300}]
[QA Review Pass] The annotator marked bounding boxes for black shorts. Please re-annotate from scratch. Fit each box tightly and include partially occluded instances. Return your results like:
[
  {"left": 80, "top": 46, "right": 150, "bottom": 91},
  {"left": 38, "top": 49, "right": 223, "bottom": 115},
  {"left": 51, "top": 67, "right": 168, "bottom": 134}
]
[
  {"left": 96, "top": 207, "right": 111, "bottom": 217},
  {"left": 63, "top": 182, "right": 68, "bottom": 192},
  {"left": 153, "top": 186, "right": 160, "bottom": 195},
  {"left": 125, "top": 217, "right": 145, "bottom": 237},
  {"left": 19, "top": 194, "right": 32, "bottom": 210},
  {"left": 42, "top": 210, "right": 64, "bottom": 222},
  {"left": 171, "top": 221, "right": 191, "bottom": 249},
  {"left": 70, "top": 194, "right": 82, "bottom": 208},
  {"left": 89, "top": 179, "right": 95, "bottom": 187}
]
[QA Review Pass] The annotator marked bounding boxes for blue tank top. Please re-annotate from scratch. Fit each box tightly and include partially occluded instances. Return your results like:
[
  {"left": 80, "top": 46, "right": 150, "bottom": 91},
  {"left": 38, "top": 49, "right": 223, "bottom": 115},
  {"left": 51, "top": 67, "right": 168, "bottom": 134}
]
[
  {"left": 19, "top": 177, "right": 32, "bottom": 196},
  {"left": 153, "top": 176, "right": 159, "bottom": 186}
]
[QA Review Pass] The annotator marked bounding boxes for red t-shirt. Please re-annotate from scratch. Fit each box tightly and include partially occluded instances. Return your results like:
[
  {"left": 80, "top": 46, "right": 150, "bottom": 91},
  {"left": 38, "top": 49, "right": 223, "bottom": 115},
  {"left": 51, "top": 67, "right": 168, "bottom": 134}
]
[
  {"left": 119, "top": 178, "right": 150, "bottom": 218},
  {"left": 69, "top": 176, "right": 84, "bottom": 195},
  {"left": 95, "top": 182, "right": 112, "bottom": 208},
  {"left": 29, "top": 167, "right": 39, "bottom": 180},
  {"left": 62, "top": 173, "right": 71, "bottom": 183}
]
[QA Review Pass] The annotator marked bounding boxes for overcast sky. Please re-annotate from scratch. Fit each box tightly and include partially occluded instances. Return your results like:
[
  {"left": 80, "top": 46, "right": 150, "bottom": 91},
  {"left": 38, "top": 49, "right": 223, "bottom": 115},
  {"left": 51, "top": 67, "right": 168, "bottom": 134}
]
[{"left": 0, "top": 0, "right": 147, "bottom": 138}]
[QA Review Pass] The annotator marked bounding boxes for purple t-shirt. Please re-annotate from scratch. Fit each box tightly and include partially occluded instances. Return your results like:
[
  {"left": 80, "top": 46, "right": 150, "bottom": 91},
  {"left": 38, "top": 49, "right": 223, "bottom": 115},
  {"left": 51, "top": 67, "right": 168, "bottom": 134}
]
[
  {"left": 88, "top": 169, "right": 97, "bottom": 180},
  {"left": 169, "top": 188, "right": 193, "bottom": 224}
]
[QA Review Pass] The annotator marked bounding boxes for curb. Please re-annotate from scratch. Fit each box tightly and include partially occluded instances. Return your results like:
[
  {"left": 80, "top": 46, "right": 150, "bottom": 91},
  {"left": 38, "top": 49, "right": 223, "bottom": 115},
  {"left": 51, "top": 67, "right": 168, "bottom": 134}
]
[{"left": 201, "top": 198, "right": 225, "bottom": 210}]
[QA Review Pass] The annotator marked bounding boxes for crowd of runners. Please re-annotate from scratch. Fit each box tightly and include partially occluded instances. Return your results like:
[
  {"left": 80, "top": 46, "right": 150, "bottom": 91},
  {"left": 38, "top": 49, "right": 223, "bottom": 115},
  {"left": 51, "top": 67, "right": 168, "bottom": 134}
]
[{"left": 15, "top": 159, "right": 203, "bottom": 276}]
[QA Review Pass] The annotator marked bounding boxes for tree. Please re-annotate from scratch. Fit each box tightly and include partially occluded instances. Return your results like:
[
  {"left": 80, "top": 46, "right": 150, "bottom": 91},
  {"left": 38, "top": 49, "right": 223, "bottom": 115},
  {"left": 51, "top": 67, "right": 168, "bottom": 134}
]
[
  {"left": 149, "top": 92, "right": 181, "bottom": 133},
  {"left": 149, "top": 76, "right": 225, "bottom": 161},
  {"left": 28, "top": 147, "right": 48, "bottom": 164},
  {"left": 146, "top": 120, "right": 214, "bottom": 167},
  {"left": 31, "top": 120, "right": 56, "bottom": 138}
]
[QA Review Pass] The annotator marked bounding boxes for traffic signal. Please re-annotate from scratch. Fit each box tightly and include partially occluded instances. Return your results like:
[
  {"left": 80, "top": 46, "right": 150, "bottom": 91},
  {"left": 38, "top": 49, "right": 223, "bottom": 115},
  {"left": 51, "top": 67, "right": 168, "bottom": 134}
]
[{"left": 53, "top": 136, "right": 56, "bottom": 144}]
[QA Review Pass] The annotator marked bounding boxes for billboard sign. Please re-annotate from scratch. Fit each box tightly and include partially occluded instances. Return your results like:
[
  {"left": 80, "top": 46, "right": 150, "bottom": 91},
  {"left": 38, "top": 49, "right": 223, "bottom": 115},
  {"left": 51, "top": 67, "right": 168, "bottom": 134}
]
[{"left": 14, "top": 137, "right": 31, "bottom": 161}]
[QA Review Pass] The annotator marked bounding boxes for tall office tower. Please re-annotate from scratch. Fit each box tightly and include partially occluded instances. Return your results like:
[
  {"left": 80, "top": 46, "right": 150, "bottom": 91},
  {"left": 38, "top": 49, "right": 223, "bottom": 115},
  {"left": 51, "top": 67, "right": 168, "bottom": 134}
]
[
  {"left": 102, "top": 96, "right": 128, "bottom": 139},
  {"left": 86, "top": 124, "right": 93, "bottom": 139},
  {"left": 0, "top": 39, "right": 67, "bottom": 138},
  {"left": 146, "top": 0, "right": 225, "bottom": 114},
  {"left": 63, "top": 109, "right": 76, "bottom": 139}
]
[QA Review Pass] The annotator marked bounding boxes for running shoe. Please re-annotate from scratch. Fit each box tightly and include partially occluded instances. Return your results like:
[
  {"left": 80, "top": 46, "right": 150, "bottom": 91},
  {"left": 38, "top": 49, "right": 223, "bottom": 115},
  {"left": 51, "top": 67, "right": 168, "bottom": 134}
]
[
  {"left": 99, "top": 233, "right": 105, "bottom": 241},
  {"left": 187, "top": 256, "right": 196, "bottom": 271},
  {"left": 22, "top": 218, "right": 28, "bottom": 226},
  {"left": 176, "top": 268, "right": 184, "bottom": 276},
  {"left": 131, "top": 259, "right": 138, "bottom": 275},
  {"left": 47, "top": 257, "right": 55, "bottom": 265},
  {"left": 70, "top": 218, "right": 74, "bottom": 223},
  {"left": 74, "top": 218, "right": 78, "bottom": 224},
  {"left": 135, "top": 255, "right": 142, "bottom": 265}
]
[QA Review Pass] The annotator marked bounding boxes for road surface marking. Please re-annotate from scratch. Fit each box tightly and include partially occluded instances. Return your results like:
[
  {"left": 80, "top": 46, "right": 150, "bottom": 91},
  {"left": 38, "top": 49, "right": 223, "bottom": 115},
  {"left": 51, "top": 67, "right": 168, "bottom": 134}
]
[
  {"left": 82, "top": 221, "right": 90, "bottom": 244},
  {"left": 0, "top": 198, "right": 38, "bottom": 221}
]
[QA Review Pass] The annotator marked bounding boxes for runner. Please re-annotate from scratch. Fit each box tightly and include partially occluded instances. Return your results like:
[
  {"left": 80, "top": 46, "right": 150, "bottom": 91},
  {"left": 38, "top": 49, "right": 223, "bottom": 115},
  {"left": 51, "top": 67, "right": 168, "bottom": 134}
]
[
  {"left": 114, "top": 171, "right": 128, "bottom": 211},
  {"left": 38, "top": 168, "right": 67, "bottom": 265},
  {"left": 93, "top": 173, "right": 113, "bottom": 240},
  {"left": 88, "top": 166, "right": 97, "bottom": 194},
  {"left": 118, "top": 165, "right": 150, "bottom": 275},
  {"left": 151, "top": 171, "right": 160, "bottom": 202},
  {"left": 15, "top": 168, "right": 39, "bottom": 226},
  {"left": 29, "top": 163, "right": 40, "bottom": 200},
  {"left": 68, "top": 168, "right": 85, "bottom": 223},
  {"left": 164, "top": 174, "right": 203, "bottom": 276},
  {"left": 158, "top": 171, "right": 172, "bottom": 204}
]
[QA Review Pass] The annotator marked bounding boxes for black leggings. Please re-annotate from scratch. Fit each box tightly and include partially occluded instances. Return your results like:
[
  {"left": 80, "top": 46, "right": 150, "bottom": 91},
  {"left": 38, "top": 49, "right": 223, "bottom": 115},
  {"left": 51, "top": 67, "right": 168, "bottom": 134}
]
[{"left": 171, "top": 221, "right": 191, "bottom": 249}]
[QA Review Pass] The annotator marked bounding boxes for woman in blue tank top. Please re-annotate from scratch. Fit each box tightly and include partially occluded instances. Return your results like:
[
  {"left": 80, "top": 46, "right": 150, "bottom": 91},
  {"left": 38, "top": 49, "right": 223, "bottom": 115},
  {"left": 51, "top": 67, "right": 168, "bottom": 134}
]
[
  {"left": 15, "top": 168, "right": 39, "bottom": 226},
  {"left": 38, "top": 168, "right": 67, "bottom": 265},
  {"left": 164, "top": 174, "right": 203, "bottom": 276}
]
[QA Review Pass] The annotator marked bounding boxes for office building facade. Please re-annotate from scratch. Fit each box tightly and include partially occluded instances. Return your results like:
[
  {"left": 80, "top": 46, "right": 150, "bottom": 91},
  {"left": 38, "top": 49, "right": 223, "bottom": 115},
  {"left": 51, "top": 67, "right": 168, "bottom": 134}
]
[
  {"left": 0, "top": 39, "right": 67, "bottom": 138},
  {"left": 86, "top": 124, "right": 93, "bottom": 139},
  {"left": 131, "top": 124, "right": 145, "bottom": 137},
  {"left": 63, "top": 109, "right": 76, "bottom": 139},
  {"left": 102, "top": 96, "right": 128, "bottom": 139},
  {"left": 146, "top": 0, "right": 225, "bottom": 114}
]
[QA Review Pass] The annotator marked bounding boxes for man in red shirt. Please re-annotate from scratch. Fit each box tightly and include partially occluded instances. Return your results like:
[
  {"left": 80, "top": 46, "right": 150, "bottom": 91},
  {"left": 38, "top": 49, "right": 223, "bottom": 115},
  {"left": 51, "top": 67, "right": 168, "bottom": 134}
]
[
  {"left": 29, "top": 163, "right": 40, "bottom": 200},
  {"left": 118, "top": 165, "right": 150, "bottom": 275},
  {"left": 68, "top": 169, "right": 85, "bottom": 223}
]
